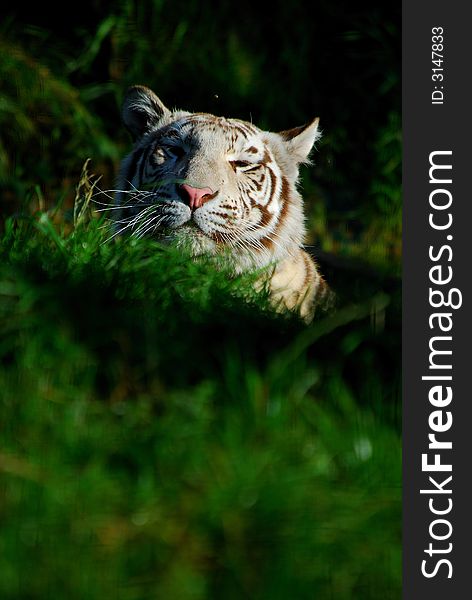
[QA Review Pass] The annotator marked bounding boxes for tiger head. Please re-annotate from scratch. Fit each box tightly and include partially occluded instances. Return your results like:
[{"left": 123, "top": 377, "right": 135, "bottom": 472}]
[{"left": 115, "top": 85, "right": 321, "bottom": 272}]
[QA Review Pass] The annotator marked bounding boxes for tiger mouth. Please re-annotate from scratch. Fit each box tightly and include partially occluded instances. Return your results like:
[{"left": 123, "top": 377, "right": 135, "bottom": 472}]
[
  {"left": 139, "top": 197, "right": 235, "bottom": 244},
  {"left": 169, "top": 220, "right": 228, "bottom": 249}
]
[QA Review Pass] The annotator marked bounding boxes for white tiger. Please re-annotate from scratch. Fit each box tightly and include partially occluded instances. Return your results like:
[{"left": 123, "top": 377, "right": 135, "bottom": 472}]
[{"left": 114, "top": 85, "right": 332, "bottom": 321}]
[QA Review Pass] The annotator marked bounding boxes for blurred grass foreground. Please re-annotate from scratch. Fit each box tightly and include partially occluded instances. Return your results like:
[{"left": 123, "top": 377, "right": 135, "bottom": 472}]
[{"left": 0, "top": 1, "right": 401, "bottom": 598}]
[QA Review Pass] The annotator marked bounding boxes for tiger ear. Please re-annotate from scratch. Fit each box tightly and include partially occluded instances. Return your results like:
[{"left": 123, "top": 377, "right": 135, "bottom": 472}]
[
  {"left": 122, "top": 85, "right": 170, "bottom": 140},
  {"left": 279, "top": 118, "right": 321, "bottom": 163}
]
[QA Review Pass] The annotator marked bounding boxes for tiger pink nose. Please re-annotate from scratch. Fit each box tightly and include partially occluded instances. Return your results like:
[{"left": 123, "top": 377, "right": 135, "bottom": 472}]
[{"left": 180, "top": 184, "right": 214, "bottom": 210}]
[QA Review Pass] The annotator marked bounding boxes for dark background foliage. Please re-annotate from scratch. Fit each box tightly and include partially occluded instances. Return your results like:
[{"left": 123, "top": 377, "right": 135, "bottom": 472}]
[{"left": 1, "top": 0, "right": 401, "bottom": 264}]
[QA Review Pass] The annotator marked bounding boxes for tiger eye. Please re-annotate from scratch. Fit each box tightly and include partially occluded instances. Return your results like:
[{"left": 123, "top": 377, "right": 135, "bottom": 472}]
[
  {"left": 229, "top": 160, "right": 251, "bottom": 170},
  {"left": 166, "top": 146, "right": 185, "bottom": 159}
]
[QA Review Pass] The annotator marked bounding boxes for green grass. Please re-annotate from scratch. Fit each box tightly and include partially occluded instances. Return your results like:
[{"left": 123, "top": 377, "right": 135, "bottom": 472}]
[{"left": 0, "top": 211, "right": 400, "bottom": 599}]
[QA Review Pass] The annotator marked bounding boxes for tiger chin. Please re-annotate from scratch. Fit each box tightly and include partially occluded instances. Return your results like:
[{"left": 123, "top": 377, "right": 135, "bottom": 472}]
[{"left": 114, "top": 85, "right": 333, "bottom": 322}]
